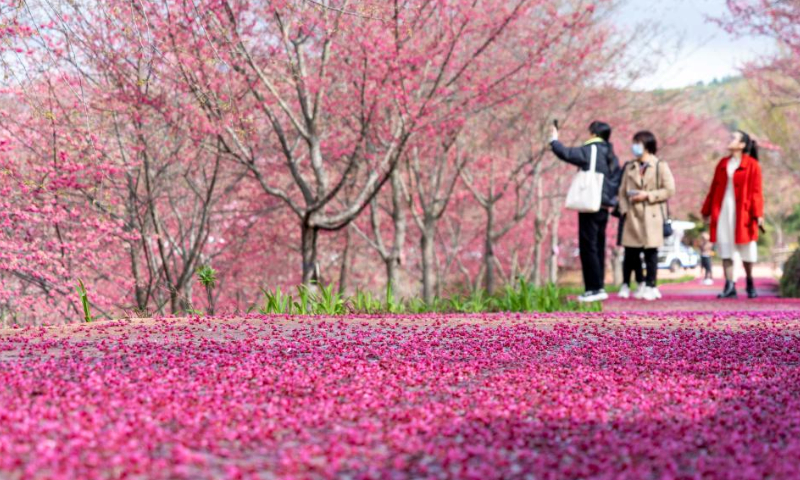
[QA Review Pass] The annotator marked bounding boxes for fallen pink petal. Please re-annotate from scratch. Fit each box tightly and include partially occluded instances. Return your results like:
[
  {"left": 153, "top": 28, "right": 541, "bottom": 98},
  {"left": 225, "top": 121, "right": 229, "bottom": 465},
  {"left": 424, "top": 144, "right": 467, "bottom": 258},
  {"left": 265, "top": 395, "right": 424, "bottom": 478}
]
[{"left": 2, "top": 284, "right": 800, "bottom": 479}]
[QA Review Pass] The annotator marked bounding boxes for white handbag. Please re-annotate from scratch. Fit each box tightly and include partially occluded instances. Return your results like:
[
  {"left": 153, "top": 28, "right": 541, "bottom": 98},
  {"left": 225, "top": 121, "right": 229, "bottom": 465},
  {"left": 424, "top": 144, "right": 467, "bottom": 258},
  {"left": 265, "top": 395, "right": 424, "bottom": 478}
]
[{"left": 564, "top": 144, "right": 604, "bottom": 213}]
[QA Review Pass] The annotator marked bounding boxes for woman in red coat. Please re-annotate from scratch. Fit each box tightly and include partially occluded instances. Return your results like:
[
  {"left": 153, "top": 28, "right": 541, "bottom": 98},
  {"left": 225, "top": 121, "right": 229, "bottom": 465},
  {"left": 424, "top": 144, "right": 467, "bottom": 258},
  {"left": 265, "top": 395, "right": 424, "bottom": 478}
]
[{"left": 701, "top": 130, "right": 764, "bottom": 299}]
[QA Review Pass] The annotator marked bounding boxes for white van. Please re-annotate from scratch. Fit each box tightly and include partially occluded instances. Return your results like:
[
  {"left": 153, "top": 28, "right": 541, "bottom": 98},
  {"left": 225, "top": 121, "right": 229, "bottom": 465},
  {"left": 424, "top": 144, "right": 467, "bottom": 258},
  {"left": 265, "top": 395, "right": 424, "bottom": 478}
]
[{"left": 658, "top": 220, "right": 700, "bottom": 271}]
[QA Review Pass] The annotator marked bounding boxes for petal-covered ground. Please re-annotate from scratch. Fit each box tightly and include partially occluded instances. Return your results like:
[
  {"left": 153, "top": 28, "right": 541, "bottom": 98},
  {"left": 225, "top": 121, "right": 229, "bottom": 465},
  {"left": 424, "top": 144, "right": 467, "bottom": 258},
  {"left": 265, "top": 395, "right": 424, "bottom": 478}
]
[{"left": 1, "top": 281, "right": 800, "bottom": 479}]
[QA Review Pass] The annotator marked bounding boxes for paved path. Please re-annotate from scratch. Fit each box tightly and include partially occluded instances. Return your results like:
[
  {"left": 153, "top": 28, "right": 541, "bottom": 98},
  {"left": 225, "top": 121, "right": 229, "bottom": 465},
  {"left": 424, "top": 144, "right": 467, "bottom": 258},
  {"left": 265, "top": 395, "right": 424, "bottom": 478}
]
[{"left": 604, "top": 277, "right": 800, "bottom": 312}]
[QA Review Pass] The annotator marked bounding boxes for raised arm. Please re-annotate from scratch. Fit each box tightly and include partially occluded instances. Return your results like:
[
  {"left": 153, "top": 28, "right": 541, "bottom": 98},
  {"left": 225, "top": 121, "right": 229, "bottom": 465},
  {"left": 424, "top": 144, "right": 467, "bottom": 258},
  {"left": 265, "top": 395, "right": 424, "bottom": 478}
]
[{"left": 550, "top": 140, "right": 589, "bottom": 168}]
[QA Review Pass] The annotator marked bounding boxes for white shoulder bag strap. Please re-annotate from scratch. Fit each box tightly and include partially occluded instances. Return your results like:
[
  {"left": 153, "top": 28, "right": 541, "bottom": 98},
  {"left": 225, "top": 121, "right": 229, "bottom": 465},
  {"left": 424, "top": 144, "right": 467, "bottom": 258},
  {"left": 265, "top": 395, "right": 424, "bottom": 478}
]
[{"left": 589, "top": 144, "right": 597, "bottom": 172}]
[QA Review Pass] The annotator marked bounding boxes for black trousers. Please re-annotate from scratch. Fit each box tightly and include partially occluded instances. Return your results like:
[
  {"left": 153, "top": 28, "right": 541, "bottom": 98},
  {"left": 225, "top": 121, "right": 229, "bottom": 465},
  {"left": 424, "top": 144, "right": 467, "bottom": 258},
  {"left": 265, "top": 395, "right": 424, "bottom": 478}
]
[
  {"left": 701, "top": 256, "right": 712, "bottom": 277},
  {"left": 624, "top": 247, "right": 658, "bottom": 287},
  {"left": 622, "top": 247, "right": 645, "bottom": 286},
  {"left": 578, "top": 209, "right": 609, "bottom": 291}
]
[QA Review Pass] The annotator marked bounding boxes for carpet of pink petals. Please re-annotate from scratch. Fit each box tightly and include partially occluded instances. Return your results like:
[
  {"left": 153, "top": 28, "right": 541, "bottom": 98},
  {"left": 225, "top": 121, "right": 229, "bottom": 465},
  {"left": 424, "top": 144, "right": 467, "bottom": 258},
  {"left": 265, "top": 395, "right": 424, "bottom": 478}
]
[{"left": 2, "top": 309, "right": 800, "bottom": 479}]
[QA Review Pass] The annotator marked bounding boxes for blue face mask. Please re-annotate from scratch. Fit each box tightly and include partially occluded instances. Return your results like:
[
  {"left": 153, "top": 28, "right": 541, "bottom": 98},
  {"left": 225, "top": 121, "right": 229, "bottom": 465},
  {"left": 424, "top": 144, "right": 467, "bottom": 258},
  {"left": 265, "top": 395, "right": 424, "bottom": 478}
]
[{"left": 632, "top": 143, "right": 645, "bottom": 158}]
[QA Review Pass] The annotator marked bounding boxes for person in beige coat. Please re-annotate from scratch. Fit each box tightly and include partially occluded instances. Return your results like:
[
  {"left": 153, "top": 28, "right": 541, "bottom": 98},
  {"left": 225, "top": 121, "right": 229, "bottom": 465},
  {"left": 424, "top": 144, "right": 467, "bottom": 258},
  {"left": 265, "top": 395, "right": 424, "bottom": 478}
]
[{"left": 617, "top": 131, "right": 675, "bottom": 301}]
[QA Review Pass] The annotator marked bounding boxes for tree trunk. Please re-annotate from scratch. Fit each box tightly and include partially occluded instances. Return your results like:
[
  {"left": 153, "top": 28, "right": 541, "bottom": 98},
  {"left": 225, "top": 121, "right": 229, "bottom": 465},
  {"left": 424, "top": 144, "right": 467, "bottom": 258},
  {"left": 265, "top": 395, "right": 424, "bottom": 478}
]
[
  {"left": 206, "top": 285, "right": 215, "bottom": 316},
  {"left": 385, "top": 257, "right": 401, "bottom": 294},
  {"left": 338, "top": 228, "right": 351, "bottom": 296},
  {"left": 169, "top": 289, "right": 179, "bottom": 316},
  {"left": 301, "top": 223, "right": 320, "bottom": 285},
  {"left": 508, "top": 250, "right": 519, "bottom": 288},
  {"left": 531, "top": 164, "right": 545, "bottom": 286},
  {"left": 420, "top": 222, "right": 436, "bottom": 304},
  {"left": 129, "top": 242, "right": 147, "bottom": 311},
  {"left": 484, "top": 205, "right": 496, "bottom": 293},
  {"left": 179, "top": 282, "right": 192, "bottom": 314},
  {"left": 532, "top": 219, "right": 545, "bottom": 287},
  {"left": 386, "top": 169, "right": 407, "bottom": 292},
  {"left": 548, "top": 211, "right": 561, "bottom": 285}
]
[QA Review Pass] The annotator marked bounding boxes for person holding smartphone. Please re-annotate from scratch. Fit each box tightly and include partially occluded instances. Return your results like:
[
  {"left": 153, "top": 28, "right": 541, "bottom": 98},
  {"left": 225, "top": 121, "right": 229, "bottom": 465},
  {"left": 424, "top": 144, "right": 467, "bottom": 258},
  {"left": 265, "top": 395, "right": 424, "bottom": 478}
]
[
  {"left": 701, "top": 130, "right": 764, "bottom": 299},
  {"left": 617, "top": 131, "right": 675, "bottom": 301},
  {"left": 613, "top": 159, "right": 645, "bottom": 299},
  {"left": 550, "top": 120, "right": 621, "bottom": 302}
]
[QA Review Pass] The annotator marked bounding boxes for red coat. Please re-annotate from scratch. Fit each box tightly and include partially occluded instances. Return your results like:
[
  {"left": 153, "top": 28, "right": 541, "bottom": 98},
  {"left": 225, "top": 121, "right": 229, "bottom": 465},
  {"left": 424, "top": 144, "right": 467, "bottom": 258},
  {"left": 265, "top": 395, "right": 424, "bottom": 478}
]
[{"left": 701, "top": 154, "right": 764, "bottom": 244}]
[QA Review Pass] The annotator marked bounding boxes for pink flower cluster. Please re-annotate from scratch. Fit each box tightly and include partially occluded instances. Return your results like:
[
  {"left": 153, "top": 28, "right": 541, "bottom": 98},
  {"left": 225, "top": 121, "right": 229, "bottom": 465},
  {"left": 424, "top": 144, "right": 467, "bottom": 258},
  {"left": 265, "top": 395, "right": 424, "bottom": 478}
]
[{"left": 1, "top": 312, "right": 799, "bottom": 479}]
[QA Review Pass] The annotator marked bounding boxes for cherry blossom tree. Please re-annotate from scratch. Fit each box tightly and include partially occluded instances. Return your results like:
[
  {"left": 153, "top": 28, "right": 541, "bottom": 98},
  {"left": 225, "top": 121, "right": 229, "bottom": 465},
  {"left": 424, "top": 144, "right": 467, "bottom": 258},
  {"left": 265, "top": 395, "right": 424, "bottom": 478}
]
[
  {"left": 0, "top": 82, "right": 129, "bottom": 322},
  {"left": 13, "top": 0, "right": 260, "bottom": 315},
  {"left": 185, "top": 0, "right": 560, "bottom": 286},
  {"left": 719, "top": 0, "right": 800, "bottom": 176}
]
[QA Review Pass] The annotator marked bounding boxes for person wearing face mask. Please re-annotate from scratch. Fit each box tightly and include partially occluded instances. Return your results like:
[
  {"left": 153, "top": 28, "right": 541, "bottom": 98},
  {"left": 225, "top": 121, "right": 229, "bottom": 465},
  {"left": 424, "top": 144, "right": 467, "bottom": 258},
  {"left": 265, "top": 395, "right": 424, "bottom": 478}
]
[
  {"left": 701, "top": 130, "right": 764, "bottom": 299},
  {"left": 613, "top": 158, "right": 645, "bottom": 299},
  {"left": 617, "top": 131, "right": 675, "bottom": 301}
]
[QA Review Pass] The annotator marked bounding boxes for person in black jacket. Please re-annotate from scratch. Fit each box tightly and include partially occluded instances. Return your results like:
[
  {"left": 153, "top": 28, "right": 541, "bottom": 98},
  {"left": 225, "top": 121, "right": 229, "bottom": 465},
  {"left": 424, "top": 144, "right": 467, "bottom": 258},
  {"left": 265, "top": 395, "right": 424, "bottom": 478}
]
[{"left": 550, "top": 121, "right": 620, "bottom": 302}]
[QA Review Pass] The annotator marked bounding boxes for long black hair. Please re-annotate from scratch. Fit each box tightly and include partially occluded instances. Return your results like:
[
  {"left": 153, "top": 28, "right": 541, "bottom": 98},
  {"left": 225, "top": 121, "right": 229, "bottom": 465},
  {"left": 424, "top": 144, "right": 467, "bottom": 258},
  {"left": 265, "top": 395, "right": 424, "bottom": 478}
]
[{"left": 737, "top": 130, "right": 759, "bottom": 161}]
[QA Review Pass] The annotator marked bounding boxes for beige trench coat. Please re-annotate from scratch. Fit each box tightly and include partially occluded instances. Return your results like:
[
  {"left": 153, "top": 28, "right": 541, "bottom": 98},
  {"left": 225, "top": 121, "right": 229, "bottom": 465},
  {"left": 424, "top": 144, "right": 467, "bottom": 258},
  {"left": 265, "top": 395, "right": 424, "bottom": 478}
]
[{"left": 618, "top": 157, "right": 676, "bottom": 248}]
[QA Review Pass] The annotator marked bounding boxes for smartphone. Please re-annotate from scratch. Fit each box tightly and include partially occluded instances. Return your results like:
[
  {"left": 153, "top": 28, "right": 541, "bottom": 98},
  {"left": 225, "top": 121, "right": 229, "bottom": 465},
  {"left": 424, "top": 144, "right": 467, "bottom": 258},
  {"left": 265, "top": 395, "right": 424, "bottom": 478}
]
[
  {"left": 553, "top": 119, "right": 559, "bottom": 129},
  {"left": 627, "top": 190, "right": 640, "bottom": 197},
  {"left": 759, "top": 224, "right": 766, "bottom": 234}
]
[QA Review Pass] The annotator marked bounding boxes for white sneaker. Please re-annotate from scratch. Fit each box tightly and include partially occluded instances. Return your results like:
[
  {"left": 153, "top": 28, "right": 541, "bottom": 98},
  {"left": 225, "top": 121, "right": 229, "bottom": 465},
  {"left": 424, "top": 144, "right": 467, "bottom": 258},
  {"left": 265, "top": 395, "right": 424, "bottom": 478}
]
[
  {"left": 652, "top": 287, "right": 662, "bottom": 299},
  {"left": 703, "top": 279, "right": 714, "bottom": 286},
  {"left": 642, "top": 286, "right": 661, "bottom": 301},
  {"left": 577, "top": 289, "right": 609, "bottom": 303},
  {"left": 633, "top": 285, "right": 647, "bottom": 300},
  {"left": 618, "top": 284, "right": 631, "bottom": 299}
]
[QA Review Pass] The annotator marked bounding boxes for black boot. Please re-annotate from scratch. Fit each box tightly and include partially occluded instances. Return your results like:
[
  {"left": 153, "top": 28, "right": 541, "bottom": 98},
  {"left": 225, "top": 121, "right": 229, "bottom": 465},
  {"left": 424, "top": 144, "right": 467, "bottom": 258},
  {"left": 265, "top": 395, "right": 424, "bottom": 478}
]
[
  {"left": 717, "top": 280, "right": 737, "bottom": 299},
  {"left": 746, "top": 277, "right": 758, "bottom": 299}
]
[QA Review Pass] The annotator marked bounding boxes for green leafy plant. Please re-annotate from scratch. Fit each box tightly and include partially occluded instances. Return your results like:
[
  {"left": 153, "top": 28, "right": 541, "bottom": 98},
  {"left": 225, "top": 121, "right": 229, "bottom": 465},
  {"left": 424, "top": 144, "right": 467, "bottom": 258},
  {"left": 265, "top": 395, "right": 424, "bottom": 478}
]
[
  {"left": 313, "top": 283, "right": 347, "bottom": 315},
  {"left": 465, "top": 289, "right": 496, "bottom": 313},
  {"left": 76, "top": 279, "right": 92, "bottom": 323},
  {"left": 497, "top": 277, "right": 535, "bottom": 312},
  {"left": 259, "top": 283, "right": 350, "bottom": 315},
  {"left": 257, "top": 276, "right": 600, "bottom": 317},
  {"left": 293, "top": 284, "right": 312, "bottom": 315},
  {"left": 385, "top": 282, "right": 402, "bottom": 314},
  {"left": 447, "top": 293, "right": 465, "bottom": 313},
  {"left": 351, "top": 289, "right": 382, "bottom": 314},
  {"left": 405, "top": 297, "right": 428, "bottom": 314},
  {"left": 493, "top": 277, "right": 602, "bottom": 313},
  {"left": 196, "top": 265, "right": 217, "bottom": 316},
  {"left": 575, "top": 300, "right": 603, "bottom": 313},
  {"left": 259, "top": 287, "right": 295, "bottom": 314},
  {"left": 534, "top": 283, "right": 562, "bottom": 312}
]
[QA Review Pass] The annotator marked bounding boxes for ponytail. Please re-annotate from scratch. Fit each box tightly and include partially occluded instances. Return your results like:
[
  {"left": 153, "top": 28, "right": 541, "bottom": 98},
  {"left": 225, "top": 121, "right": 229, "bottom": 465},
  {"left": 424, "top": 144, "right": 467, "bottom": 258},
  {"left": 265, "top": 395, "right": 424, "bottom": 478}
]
[
  {"left": 748, "top": 140, "right": 759, "bottom": 161},
  {"left": 737, "top": 130, "right": 759, "bottom": 161}
]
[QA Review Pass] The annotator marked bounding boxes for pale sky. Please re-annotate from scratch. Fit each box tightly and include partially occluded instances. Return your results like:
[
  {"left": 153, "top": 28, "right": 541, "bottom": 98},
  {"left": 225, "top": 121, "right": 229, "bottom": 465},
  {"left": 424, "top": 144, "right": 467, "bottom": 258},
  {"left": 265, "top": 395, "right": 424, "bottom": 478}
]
[{"left": 617, "top": 0, "right": 776, "bottom": 90}]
